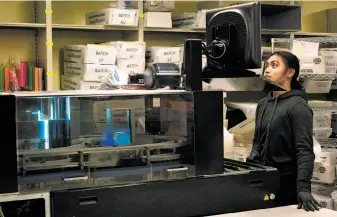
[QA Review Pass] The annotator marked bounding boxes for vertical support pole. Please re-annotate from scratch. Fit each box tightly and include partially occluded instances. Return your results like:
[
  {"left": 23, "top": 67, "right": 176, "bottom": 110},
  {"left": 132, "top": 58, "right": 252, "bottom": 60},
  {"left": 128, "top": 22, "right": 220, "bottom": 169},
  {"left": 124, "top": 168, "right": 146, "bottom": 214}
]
[
  {"left": 193, "top": 91, "right": 224, "bottom": 175},
  {"left": 271, "top": 38, "right": 275, "bottom": 53},
  {"left": 138, "top": 1, "right": 144, "bottom": 42},
  {"left": 34, "top": 1, "right": 38, "bottom": 67},
  {"left": 184, "top": 39, "right": 202, "bottom": 91},
  {"left": 46, "top": 0, "right": 53, "bottom": 90}
]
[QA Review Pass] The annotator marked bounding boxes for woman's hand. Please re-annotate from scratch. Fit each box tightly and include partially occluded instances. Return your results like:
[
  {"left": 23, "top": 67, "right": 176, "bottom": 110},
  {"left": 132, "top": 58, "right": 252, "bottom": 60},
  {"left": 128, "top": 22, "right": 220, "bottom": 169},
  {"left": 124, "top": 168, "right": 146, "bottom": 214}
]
[
  {"left": 297, "top": 191, "right": 321, "bottom": 211},
  {"left": 246, "top": 150, "right": 261, "bottom": 163}
]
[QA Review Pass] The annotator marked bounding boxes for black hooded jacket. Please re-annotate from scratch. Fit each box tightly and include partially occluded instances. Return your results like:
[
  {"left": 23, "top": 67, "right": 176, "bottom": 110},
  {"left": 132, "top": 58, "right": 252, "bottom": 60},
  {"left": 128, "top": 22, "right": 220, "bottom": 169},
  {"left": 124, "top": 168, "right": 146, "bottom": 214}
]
[{"left": 247, "top": 89, "right": 315, "bottom": 193}]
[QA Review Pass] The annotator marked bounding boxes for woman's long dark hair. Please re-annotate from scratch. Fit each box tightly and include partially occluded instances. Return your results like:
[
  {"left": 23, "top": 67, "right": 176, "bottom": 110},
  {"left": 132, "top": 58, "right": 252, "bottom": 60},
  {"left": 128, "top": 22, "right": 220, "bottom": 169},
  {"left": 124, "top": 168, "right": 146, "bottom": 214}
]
[{"left": 264, "top": 51, "right": 303, "bottom": 90}]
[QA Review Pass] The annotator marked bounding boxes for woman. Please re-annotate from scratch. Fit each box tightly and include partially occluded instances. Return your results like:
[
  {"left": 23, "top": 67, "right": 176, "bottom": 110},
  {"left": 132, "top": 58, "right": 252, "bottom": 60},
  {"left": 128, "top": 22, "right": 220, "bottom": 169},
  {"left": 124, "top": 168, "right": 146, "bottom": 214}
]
[{"left": 246, "top": 51, "right": 321, "bottom": 212}]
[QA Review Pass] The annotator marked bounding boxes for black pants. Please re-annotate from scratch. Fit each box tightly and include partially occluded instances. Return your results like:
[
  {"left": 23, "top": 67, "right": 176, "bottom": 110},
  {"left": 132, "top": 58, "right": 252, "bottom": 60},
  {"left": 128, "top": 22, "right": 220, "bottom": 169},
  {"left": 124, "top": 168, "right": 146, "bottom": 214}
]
[{"left": 275, "top": 172, "right": 298, "bottom": 206}]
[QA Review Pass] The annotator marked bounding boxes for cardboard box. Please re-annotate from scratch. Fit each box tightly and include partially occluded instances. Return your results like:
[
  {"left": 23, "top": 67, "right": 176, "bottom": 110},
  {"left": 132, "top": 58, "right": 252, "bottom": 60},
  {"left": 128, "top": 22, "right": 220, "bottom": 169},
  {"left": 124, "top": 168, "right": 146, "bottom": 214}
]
[
  {"left": 144, "top": 12, "right": 172, "bottom": 28},
  {"left": 143, "top": 0, "right": 175, "bottom": 12},
  {"left": 61, "top": 74, "right": 101, "bottom": 90},
  {"left": 85, "top": 8, "right": 139, "bottom": 26},
  {"left": 172, "top": 11, "right": 207, "bottom": 29},
  {"left": 228, "top": 119, "right": 255, "bottom": 146},
  {"left": 117, "top": 58, "right": 145, "bottom": 75},
  {"left": 104, "top": 41, "right": 146, "bottom": 59},
  {"left": 146, "top": 46, "right": 182, "bottom": 63},
  {"left": 64, "top": 62, "right": 117, "bottom": 82},
  {"left": 64, "top": 44, "right": 117, "bottom": 64}
]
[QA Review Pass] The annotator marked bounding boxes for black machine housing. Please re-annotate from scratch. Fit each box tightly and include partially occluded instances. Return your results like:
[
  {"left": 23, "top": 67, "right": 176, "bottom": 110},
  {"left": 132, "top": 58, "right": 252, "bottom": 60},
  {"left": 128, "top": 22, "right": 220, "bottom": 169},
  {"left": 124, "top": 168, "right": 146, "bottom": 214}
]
[{"left": 50, "top": 90, "right": 280, "bottom": 217}]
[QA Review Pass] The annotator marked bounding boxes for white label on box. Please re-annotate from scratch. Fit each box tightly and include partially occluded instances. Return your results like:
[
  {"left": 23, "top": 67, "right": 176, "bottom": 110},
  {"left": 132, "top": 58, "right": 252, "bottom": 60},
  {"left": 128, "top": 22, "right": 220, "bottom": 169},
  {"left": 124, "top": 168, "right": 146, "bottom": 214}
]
[
  {"left": 158, "top": 48, "right": 180, "bottom": 62},
  {"left": 300, "top": 67, "right": 315, "bottom": 74},
  {"left": 323, "top": 55, "right": 337, "bottom": 66},
  {"left": 116, "top": 43, "right": 145, "bottom": 59},
  {"left": 315, "top": 81, "right": 330, "bottom": 89},
  {"left": 117, "top": 59, "right": 145, "bottom": 74},
  {"left": 316, "top": 117, "right": 327, "bottom": 124},
  {"left": 64, "top": 63, "right": 117, "bottom": 81},
  {"left": 313, "top": 115, "right": 329, "bottom": 128},
  {"left": 111, "top": 9, "right": 137, "bottom": 26},
  {"left": 320, "top": 50, "right": 337, "bottom": 66},
  {"left": 299, "top": 56, "right": 325, "bottom": 74},
  {"left": 292, "top": 40, "right": 319, "bottom": 57},
  {"left": 80, "top": 82, "right": 101, "bottom": 90},
  {"left": 64, "top": 45, "right": 117, "bottom": 64},
  {"left": 90, "top": 46, "right": 117, "bottom": 64},
  {"left": 147, "top": 47, "right": 181, "bottom": 63}
]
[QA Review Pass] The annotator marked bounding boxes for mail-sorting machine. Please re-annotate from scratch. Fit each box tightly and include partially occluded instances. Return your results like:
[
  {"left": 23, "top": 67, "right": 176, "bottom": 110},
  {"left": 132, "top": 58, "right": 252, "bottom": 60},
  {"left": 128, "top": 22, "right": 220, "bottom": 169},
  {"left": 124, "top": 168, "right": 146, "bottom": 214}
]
[{"left": 0, "top": 89, "right": 280, "bottom": 217}]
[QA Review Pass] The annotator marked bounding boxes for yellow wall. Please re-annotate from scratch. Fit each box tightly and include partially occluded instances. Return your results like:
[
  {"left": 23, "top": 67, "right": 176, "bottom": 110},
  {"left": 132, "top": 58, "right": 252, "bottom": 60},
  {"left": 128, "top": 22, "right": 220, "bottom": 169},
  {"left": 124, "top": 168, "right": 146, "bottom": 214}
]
[
  {"left": 0, "top": 1, "right": 36, "bottom": 23},
  {"left": 51, "top": 1, "right": 111, "bottom": 25},
  {"left": 301, "top": 1, "right": 337, "bottom": 32},
  {"left": 0, "top": 1, "right": 38, "bottom": 67}
]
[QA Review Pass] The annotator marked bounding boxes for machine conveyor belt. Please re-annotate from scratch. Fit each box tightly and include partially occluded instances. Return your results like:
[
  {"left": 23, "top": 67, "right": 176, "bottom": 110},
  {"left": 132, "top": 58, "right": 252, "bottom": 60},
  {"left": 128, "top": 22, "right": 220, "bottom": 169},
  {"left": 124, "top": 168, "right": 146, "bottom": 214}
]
[{"left": 223, "top": 158, "right": 268, "bottom": 172}]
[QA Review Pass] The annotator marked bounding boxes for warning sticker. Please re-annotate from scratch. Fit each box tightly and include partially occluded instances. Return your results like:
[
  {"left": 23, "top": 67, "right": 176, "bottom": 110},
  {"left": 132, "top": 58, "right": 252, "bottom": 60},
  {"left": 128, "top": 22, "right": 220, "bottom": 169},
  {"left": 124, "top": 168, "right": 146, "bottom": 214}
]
[{"left": 264, "top": 194, "right": 269, "bottom": 201}]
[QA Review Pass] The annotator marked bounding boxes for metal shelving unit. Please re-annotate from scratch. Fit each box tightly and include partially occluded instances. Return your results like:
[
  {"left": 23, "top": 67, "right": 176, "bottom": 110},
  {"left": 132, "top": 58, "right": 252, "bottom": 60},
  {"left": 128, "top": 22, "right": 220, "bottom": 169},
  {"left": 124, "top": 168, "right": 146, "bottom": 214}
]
[
  {"left": 144, "top": 28, "right": 293, "bottom": 35},
  {"left": 144, "top": 27, "right": 205, "bottom": 33},
  {"left": 52, "top": 24, "right": 138, "bottom": 31},
  {"left": 0, "top": 22, "right": 45, "bottom": 29},
  {"left": 271, "top": 37, "right": 337, "bottom": 79},
  {"left": 2, "top": 1, "right": 337, "bottom": 90},
  {"left": 294, "top": 32, "right": 337, "bottom": 37},
  {"left": 272, "top": 36, "right": 337, "bottom": 44}
]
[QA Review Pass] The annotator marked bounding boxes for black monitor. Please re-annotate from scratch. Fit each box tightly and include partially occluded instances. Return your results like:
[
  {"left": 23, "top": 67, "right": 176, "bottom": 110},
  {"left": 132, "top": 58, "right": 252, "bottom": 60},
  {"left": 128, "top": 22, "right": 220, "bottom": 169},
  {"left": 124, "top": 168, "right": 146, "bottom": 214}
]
[
  {"left": 205, "top": 2, "right": 261, "bottom": 71},
  {"left": 183, "top": 2, "right": 262, "bottom": 90}
]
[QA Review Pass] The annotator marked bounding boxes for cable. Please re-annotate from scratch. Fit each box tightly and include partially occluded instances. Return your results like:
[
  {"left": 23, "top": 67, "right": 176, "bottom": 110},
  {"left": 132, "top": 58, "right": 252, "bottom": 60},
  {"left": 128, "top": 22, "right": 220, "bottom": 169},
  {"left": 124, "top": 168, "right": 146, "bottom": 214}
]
[
  {"left": 202, "top": 40, "right": 228, "bottom": 71},
  {"left": 0, "top": 206, "right": 5, "bottom": 217},
  {"left": 208, "top": 39, "right": 227, "bottom": 60}
]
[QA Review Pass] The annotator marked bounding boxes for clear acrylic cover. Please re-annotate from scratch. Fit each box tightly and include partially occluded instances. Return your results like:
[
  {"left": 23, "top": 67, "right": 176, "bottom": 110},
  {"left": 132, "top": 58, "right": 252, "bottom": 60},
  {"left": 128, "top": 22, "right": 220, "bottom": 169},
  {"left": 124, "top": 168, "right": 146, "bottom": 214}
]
[{"left": 15, "top": 90, "right": 195, "bottom": 192}]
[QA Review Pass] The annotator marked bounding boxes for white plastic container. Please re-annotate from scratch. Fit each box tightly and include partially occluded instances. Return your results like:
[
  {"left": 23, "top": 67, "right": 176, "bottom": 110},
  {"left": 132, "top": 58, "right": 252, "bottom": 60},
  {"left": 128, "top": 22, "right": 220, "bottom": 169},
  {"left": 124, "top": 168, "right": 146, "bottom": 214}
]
[
  {"left": 313, "top": 112, "right": 332, "bottom": 129},
  {"left": 313, "top": 128, "right": 332, "bottom": 138},
  {"left": 302, "top": 79, "right": 333, "bottom": 94}
]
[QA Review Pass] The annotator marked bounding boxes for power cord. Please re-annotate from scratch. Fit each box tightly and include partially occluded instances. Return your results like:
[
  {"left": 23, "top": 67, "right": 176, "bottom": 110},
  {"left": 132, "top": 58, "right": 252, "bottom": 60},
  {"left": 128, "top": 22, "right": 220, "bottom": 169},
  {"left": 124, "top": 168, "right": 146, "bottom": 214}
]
[
  {"left": 0, "top": 205, "right": 5, "bottom": 217},
  {"left": 202, "top": 38, "right": 228, "bottom": 71}
]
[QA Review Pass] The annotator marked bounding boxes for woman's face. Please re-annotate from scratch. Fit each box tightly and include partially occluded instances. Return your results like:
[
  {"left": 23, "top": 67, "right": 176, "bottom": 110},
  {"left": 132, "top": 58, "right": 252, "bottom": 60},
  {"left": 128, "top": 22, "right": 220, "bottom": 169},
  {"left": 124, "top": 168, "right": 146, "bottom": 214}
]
[{"left": 263, "top": 54, "right": 294, "bottom": 86}]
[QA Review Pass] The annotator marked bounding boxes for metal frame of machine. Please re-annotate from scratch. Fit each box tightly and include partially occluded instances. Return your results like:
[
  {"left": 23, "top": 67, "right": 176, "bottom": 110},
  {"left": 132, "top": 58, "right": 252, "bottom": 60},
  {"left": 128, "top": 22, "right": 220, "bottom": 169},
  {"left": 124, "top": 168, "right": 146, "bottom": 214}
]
[{"left": 1, "top": 90, "right": 212, "bottom": 193}]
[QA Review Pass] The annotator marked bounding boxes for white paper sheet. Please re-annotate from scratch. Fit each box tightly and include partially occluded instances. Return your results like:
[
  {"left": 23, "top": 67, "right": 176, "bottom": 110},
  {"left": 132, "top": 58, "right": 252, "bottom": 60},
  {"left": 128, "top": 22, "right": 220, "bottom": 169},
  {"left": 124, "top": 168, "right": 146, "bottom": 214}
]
[{"left": 207, "top": 205, "right": 336, "bottom": 217}]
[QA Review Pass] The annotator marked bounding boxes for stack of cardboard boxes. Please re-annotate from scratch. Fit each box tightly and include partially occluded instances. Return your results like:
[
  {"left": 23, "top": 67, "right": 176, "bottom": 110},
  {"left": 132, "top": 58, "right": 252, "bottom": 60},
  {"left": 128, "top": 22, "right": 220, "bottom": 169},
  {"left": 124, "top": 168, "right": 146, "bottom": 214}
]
[{"left": 61, "top": 44, "right": 117, "bottom": 90}]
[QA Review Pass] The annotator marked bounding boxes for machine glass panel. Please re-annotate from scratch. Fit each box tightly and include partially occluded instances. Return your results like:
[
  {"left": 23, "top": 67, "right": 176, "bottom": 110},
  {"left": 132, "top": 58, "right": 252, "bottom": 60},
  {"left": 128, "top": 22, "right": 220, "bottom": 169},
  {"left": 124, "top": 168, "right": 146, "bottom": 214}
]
[{"left": 14, "top": 90, "right": 194, "bottom": 192}]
